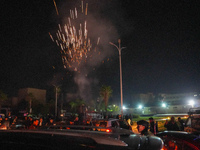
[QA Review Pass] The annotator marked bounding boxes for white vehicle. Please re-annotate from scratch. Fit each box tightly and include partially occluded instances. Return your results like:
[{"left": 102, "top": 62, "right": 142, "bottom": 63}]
[
  {"left": 184, "top": 107, "right": 200, "bottom": 133},
  {"left": 92, "top": 118, "right": 133, "bottom": 135}
]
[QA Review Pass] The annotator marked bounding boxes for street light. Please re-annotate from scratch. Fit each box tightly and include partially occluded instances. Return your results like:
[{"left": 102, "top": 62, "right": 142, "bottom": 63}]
[
  {"left": 109, "top": 39, "right": 126, "bottom": 118},
  {"left": 52, "top": 85, "right": 59, "bottom": 118},
  {"left": 138, "top": 105, "right": 143, "bottom": 109},
  {"left": 162, "top": 103, "right": 167, "bottom": 108},
  {"left": 189, "top": 99, "right": 195, "bottom": 108},
  {"left": 123, "top": 106, "right": 127, "bottom": 110}
]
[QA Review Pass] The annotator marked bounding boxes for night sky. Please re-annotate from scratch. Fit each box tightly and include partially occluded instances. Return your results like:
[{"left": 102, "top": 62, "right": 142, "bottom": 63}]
[{"left": 1, "top": 0, "right": 200, "bottom": 105}]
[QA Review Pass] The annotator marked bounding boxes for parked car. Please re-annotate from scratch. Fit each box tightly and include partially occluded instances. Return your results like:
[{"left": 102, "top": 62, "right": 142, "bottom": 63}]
[
  {"left": 184, "top": 107, "right": 200, "bottom": 133},
  {"left": 91, "top": 118, "right": 133, "bottom": 135},
  {"left": 92, "top": 118, "right": 132, "bottom": 128},
  {"left": 0, "top": 129, "right": 164, "bottom": 150},
  {"left": 156, "top": 131, "right": 200, "bottom": 150}
]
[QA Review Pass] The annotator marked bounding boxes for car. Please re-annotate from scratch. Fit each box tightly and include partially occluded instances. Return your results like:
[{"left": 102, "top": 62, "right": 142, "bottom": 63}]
[
  {"left": 91, "top": 118, "right": 133, "bottom": 135},
  {"left": 92, "top": 118, "right": 132, "bottom": 130},
  {"left": 0, "top": 129, "right": 164, "bottom": 150},
  {"left": 184, "top": 107, "right": 200, "bottom": 133},
  {"left": 46, "top": 123, "right": 133, "bottom": 138},
  {"left": 156, "top": 131, "right": 200, "bottom": 150}
]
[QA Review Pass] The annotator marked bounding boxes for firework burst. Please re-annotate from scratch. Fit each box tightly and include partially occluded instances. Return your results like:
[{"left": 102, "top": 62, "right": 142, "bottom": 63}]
[{"left": 49, "top": 0, "right": 100, "bottom": 72}]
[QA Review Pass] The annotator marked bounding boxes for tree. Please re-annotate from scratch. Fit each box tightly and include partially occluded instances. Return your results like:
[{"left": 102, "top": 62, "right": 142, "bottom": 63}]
[
  {"left": 69, "top": 99, "right": 85, "bottom": 113},
  {"left": 0, "top": 90, "right": 8, "bottom": 110},
  {"left": 25, "top": 93, "right": 35, "bottom": 114},
  {"left": 99, "top": 85, "right": 112, "bottom": 116},
  {"left": 107, "top": 104, "right": 120, "bottom": 114},
  {"left": 87, "top": 99, "right": 95, "bottom": 111}
]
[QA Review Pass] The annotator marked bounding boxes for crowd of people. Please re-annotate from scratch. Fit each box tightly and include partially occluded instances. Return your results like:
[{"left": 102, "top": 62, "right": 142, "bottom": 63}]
[
  {"left": 135, "top": 116, "right": 186, "bottom": 136},
  {"left": 0, "top": 115, "right": 56, "bottom": 130},
  {"left": 0, "top": 113, "right": 186, "bottom": 136}
]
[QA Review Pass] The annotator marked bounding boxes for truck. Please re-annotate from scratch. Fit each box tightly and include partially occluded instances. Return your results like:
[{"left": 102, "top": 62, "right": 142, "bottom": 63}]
[{"left": 184, "top": 107, "right": 200, "bottom": 133}]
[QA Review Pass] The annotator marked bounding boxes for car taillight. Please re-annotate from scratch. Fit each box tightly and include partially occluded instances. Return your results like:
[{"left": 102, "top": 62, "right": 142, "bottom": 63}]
[
  {"left": 161, "top": 146, "right": 166, "bottom": 150},
  {"left": 105, "top": 129, "right": 111, "bottom": 133}
]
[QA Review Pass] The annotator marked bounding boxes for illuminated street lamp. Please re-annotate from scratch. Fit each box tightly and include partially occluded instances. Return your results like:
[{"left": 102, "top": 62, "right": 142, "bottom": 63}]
[
  {"left": 189, "top": 99, "right": 195, "bottom": 108},
  {"left": 138, "top": 105, "right": 143, "bottom": 109},
  {"left": 162, "top": 103, "right": 167, "bottom": 108},
  {"left": 109, "top": 39, "right": 126, "bottom": 118},
  {"left": 123, "top": 106, "right": 127, "bottom": 110}
]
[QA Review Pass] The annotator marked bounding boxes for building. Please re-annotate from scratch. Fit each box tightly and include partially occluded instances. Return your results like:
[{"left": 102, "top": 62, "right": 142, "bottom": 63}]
[
  {"left": 158, "top": 92, "right": 196, "bottom": 105},
  {"left": 131, "top": 92, "right": 200, "bottom": 115},
  {"left": 18, "top": 88, "right": 46, "bottom": 104},
  {"left": 130, "top": 93, "right": 155, "bottom": 107}
]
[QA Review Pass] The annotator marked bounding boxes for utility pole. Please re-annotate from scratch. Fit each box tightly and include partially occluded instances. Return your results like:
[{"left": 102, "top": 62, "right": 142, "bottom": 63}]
[
  {"left": 109, "top": 39, "right": 126, "bottom": 118},
  {"left": 53, "top": 85, "right": 59, "bottom": 118}
]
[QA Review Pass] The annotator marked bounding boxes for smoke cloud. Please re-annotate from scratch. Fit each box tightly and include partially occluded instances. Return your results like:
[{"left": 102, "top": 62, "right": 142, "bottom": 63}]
[{"left": 56, "top": 0, "right": 119, "bottom": 102}]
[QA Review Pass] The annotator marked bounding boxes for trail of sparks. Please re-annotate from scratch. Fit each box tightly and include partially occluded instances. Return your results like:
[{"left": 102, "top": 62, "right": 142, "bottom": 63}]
[
  {"left": 53, "top": 0, "right": 59, "bottom": 15},
  {"left": 50, "top": 1, "right": 100, "bottom": 72}
]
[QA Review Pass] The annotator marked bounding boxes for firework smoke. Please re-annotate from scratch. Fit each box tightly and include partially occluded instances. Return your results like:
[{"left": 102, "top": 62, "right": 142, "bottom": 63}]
[{"left": 50, "top": 0, "right": 118, "bottom": 101}]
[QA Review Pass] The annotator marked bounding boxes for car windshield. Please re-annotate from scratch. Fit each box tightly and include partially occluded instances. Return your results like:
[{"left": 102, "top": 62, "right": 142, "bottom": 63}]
[{"left": 99, "top": 121, "right": 107, "bottom": 127}]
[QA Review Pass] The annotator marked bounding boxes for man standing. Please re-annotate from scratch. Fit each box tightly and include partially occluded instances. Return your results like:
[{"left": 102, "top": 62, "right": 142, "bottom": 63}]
[
  {"left": 177, "top": 117, "right": 185, "bottom": 131},
  {"left": 164, "top": 116, "right": 179, "bottom": 131},
  {"left": 38, "top": 117, "right": 45, "bottom": 127},
  {"left": 149, "top": 117, "right": 158, "bottom": 135},
  {"left": 137, "top": 120, "right": 154, "bottom": 136}
]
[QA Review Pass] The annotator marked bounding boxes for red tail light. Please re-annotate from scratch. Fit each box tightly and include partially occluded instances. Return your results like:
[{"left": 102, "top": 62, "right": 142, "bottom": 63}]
[{"left": 105, "top": 129, "right": 111, "bottom": 133}]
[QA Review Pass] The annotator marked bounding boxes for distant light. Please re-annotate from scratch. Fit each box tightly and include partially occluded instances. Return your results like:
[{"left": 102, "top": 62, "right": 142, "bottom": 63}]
[
  {"left": 113, "top": 105, "right": 116, "bottom": 107},
  {"left": 123, "top": 106, "right": 126, "bottom": 110},
  {"left": 189, "top": 99, "right": 195, "bottom": 106},
  {"left": 138, "top": 105, "right": 143, "bottom": 109},
  {"left": 162, "top": 103, "right": 166, "bottom": 108}
]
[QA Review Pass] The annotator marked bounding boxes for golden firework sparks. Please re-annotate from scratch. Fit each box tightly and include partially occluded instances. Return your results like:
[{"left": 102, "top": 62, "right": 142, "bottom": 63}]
[
  {"left": 97, "top": 37, "right": 100, "bottom": 45},
  {"left": 85, "top": 3, "right": 88, "bottom": 15},
  {"left": 49, "top": 32, "right": 54, "bottom": 42},
  {"left": 81, "top": 1, "right": 83, "bottom": 13},
  {"left": 50, "top": 1, "right": 100, "bottom": 71},
  {"left": 53, "top": 0, "right": 59, "bottom": 16}
]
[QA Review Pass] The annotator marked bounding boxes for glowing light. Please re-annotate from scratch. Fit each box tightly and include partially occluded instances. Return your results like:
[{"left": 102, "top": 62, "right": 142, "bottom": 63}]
[
  {"left": 53, "top": 0, "right": 59, "bottom": 15},
  {"left": 189, "top": 99, "right": 195, "bottom": 106},
  {"left": 138, "top": 105, "right": 143, "bottom": 109},
  {"left": 162, "top": 103, "right": 166, "bottom": 108},
  {"left": 105, "top": 129, "right": 111, "bottom": 133},
  {"left": 188, "top": 99, "right": 195, "bottom": 108}
]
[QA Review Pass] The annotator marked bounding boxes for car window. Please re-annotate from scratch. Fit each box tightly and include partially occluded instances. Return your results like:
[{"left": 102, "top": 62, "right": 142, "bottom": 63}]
[
  {"left": 191, "top": 118, "right": 200, "bottom": 129},
  {"left": 111, "top": 121, "right": 118, "bottom": 127},
  {"left": 99, "top": 121, "right": 107, "bottom": 127}
]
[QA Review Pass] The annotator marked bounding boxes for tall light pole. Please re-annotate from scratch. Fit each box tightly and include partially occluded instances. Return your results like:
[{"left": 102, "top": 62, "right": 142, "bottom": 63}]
[
  {"left": 52, "top": 85, "right": 59, "bottom": 118},
  {"left": 109, "top": 39, "right": 126, "bottom": 118}
]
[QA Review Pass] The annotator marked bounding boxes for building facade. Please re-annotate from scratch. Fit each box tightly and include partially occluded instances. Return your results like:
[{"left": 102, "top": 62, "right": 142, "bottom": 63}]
[
  {"left": 129, "top": 92, "right": 200, "bottom": 115},
  {"left": 18, "top": 88, "right": 46, "bottom": 104}
]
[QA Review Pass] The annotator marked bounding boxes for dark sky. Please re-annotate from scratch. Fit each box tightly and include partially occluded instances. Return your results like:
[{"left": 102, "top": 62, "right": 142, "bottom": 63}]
[{"left": 1, "top": 0, "right": 200, "bottom": 105}]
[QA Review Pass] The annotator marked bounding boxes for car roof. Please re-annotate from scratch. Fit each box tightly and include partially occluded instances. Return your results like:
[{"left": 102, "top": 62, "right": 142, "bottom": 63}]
[
  {"left": 0, "top": 130, "right": 127, "bottom": 147},
  {"left": 93, "top": 118, "right": 119, "bottom": 121}
]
